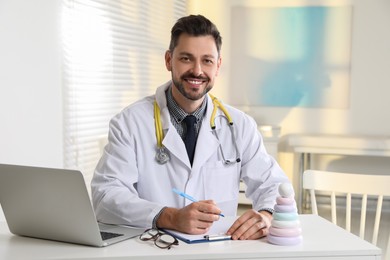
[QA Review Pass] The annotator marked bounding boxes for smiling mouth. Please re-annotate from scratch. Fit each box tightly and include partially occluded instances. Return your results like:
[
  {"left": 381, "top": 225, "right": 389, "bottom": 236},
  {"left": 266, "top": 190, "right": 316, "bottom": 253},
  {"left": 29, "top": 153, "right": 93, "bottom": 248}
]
[{"left": 186, "top": 78, "right": 205, "bottom": 85}]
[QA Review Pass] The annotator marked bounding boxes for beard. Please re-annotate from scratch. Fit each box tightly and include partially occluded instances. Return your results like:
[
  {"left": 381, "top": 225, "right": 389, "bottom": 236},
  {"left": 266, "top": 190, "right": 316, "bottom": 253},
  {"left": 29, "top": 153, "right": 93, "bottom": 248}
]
[{"left": 171, "top": 71, "right": 213, "bottom": 101}]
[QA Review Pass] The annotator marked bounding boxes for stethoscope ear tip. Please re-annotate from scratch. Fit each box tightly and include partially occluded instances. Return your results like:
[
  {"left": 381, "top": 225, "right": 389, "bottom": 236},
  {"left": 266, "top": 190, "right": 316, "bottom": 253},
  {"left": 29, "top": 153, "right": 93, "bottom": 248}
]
[{"left": 236, "top": 158, "right": 241, "bottom": 163}]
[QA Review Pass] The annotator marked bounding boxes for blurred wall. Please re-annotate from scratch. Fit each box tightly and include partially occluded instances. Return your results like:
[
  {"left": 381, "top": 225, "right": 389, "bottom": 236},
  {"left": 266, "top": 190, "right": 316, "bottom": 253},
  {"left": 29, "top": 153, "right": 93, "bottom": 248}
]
[{"left": 187, "top": 0, "right": 390, "bottom": 181}]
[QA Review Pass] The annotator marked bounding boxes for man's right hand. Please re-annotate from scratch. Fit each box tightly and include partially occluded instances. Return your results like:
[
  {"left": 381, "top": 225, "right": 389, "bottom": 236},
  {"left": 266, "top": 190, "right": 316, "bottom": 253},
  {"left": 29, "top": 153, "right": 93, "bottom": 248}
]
[{"left": 156, "top": 200, "right": 222, "bottom": 234}]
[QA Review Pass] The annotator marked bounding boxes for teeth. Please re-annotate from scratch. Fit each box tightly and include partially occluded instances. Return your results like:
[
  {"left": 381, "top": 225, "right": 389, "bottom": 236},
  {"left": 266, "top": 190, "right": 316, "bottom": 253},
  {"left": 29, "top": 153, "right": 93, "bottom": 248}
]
[{"left": 188, "top": 80, "right": 202, "bottom": 85}]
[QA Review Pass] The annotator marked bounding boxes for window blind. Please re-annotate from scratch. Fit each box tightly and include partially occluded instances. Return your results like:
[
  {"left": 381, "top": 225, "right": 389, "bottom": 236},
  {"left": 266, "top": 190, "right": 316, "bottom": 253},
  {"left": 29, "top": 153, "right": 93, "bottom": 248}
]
[{"left": 62, "top": 0, "right": 186, "bottom": 188}]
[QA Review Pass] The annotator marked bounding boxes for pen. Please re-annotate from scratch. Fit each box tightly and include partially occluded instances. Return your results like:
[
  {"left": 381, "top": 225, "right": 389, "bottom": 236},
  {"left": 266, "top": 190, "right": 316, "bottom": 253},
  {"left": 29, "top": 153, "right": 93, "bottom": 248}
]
[
  {"left": 172, "top": 188, "right": 225, "bottom": 217},
  {"left": 203, "top": 234, "right": 232, "bottom": 241}
]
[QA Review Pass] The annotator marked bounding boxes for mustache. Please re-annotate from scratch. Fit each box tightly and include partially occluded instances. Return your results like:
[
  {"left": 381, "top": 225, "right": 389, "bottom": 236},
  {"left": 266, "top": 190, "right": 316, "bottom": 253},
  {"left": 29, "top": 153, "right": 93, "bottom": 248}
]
[{"left": 181, "top": 72, "right": 209, "bottom": 81}]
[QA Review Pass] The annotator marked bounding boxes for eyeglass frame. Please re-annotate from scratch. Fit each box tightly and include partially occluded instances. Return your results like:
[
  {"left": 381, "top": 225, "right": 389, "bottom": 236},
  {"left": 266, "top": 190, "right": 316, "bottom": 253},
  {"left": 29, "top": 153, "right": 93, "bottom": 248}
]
[{"left": 139, "top": 228, "right": 179, "bottom": 249}]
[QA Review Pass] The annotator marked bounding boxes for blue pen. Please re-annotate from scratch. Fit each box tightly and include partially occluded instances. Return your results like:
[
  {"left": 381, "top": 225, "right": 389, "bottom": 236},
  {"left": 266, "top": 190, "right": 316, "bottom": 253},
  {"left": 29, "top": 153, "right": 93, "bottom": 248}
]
[{"left": 172, "top": 188, "right": 225, "bottom": 217}]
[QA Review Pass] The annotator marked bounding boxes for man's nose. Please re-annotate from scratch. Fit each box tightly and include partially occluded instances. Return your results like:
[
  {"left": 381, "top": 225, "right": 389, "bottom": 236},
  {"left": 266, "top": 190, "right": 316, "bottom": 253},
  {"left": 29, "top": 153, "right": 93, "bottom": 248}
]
[{"left": 191, "top": 61, "right": 204, "bottom": 77}]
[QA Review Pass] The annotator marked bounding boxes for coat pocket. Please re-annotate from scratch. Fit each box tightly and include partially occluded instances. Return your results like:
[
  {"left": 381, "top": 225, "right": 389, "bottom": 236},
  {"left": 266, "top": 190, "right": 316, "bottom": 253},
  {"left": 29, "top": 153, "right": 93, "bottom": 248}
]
[{"left": 201, "top": 161, "right": 240, "bottom": 203}]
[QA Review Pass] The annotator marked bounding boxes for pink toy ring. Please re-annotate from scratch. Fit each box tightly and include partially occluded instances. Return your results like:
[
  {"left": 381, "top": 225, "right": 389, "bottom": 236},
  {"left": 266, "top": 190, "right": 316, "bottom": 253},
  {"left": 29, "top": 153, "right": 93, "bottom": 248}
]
[
  {"left": 268, "top": 234, "right": 303, "bottom": 246},
  {"left": 269, "top": 226, "right": 302, "bottom": 237},
  {"left": 274, "top": 204, "right": 297, "bottom": 213},
  {"left": 276, "top": 196, "right": 295, "bottom": 205}
]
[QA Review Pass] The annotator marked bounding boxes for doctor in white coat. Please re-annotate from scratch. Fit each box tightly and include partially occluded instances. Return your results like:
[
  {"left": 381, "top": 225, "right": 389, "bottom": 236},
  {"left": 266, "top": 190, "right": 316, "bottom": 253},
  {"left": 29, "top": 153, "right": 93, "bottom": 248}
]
[{"left": 91, "top": 15, "right": 290, "bottom": 240}]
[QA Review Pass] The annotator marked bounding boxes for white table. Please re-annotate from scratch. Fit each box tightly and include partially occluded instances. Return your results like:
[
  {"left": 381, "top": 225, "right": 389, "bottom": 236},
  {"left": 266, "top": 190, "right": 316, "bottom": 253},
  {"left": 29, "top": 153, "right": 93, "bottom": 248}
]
[
  {"left": 286, "top": 134, "right": 390, "bottom": 211},
  {"left": 0, "top": 215, "right": 381, "bottom": 260}
]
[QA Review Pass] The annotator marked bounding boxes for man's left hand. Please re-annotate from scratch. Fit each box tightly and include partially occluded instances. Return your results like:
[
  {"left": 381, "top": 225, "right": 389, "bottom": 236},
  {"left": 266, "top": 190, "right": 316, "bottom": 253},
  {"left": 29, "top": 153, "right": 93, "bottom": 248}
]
[{"left": 226, "top": 209, "right": 272, "bottom": 240}]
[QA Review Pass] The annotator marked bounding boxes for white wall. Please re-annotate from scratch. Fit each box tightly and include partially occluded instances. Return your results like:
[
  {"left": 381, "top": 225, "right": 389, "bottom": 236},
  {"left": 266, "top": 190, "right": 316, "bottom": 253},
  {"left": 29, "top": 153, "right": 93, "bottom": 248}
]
[
  {"left": 188, "top": 0, "right": 390, "bottom": 136},
  {"left": 0, "top": 0, "right": 63, "bottom": 168},
  {"left": 188, "top": 0, "right": 390, "bottom": 180}
]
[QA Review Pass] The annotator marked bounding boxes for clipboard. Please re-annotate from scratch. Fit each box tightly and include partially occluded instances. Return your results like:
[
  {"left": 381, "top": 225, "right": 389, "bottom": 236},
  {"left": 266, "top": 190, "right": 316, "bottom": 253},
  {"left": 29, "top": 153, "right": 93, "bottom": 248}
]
[{"left": 162, "top": 216, "right": 236, "bottom": 244}]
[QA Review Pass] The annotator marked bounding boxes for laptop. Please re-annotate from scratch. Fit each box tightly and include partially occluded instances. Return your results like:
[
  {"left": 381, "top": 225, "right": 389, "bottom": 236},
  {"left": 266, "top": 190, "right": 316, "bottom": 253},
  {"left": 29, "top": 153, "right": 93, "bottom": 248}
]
[{"left": 0, "top": 164, "right": 144, "bottom": 247}]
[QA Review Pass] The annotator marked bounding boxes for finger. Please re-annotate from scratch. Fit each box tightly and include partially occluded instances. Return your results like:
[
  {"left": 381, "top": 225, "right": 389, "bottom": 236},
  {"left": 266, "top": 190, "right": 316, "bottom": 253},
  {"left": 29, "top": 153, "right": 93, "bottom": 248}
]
[
  {"left": 188, "top": 202, "right": 220, "bottom": 223},
  {"left": 184, "top": 217, "right": 213, "bottom": 234},
  {"left": 186, "top": 225, "right": 211, "bottom": 235},
  {"left": 226, "top": 210, "right": 254, "bottom": 236},
  {"left": 196, "top": 219, "right": 215, "bottom": 230},
  {"left": 241, "top": 212, "right": 273, "bottom": 240},
  {"left": 197, "top": 201, "right": 222, "bottom": 218},
  {"left": 227, "top": 210, "right": 271, "bottom": 240},
  {"left": 239, "top": 219, "right": 268, "bottom": 240},
  {"left": 197, "top": 210, "right": 220, "bottom": 223},
  {"left": 201, "top": 199, "right": 217, "bottom": 205},
  {"left": 231, "top": 216, "right": 260, "bottom": 240}
]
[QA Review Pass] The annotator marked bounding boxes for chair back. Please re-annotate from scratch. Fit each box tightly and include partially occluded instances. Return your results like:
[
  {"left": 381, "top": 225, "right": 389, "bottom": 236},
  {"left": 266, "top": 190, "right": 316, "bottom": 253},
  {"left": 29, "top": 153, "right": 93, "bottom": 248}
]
[{"left": 303, "top": 170, "right": 390, "bottom": 260}]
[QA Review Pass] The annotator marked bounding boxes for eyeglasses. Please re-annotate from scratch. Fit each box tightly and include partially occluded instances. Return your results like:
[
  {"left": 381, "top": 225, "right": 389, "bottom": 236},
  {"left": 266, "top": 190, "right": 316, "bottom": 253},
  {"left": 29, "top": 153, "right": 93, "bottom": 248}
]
[{"left": 139, "top": 228, "right": 179, "bottom": 249}]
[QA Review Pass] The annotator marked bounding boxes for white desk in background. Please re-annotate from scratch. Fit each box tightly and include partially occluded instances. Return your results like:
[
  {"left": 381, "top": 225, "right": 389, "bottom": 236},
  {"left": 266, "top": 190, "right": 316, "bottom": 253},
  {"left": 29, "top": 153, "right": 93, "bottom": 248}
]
[
  {"left": 0, "top": 215, "right": 381, "bottom": 260},
  {"left": 286, "top": 134, "right": 390, "bottom": 212}
]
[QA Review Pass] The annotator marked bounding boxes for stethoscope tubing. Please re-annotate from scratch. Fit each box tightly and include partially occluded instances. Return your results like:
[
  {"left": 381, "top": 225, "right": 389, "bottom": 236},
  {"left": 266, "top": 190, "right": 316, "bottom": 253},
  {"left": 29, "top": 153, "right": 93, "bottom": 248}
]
[{"left": 154, "top": 94, "right": 240, "bottom": 164}]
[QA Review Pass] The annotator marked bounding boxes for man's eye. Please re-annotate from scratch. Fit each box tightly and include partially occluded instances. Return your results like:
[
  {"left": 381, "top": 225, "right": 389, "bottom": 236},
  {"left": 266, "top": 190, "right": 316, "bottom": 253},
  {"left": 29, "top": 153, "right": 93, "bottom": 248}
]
[{"left": 180, "top": 57, "right": 190, "bottom": 62}]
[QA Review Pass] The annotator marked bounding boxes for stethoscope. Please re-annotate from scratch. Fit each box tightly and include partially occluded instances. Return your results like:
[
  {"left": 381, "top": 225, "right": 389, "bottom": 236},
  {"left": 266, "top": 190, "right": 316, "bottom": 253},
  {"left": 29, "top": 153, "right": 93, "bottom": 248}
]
[{"left": 154, "top": 94, "right": 241, "bottom": 165}]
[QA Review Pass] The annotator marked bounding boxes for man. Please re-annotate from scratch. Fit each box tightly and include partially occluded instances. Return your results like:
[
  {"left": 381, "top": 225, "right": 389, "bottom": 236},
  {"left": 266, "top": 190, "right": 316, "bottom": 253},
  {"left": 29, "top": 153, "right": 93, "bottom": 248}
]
[{"left": 91, "top": 14, "right": 290, "bottom": 240}]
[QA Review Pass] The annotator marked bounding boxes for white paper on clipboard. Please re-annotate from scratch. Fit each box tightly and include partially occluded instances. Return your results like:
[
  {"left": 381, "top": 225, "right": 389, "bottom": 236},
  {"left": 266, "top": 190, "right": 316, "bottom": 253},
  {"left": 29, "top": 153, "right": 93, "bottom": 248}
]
[{"left": 163, "top": 216, "right": 237, "bottom": 244}]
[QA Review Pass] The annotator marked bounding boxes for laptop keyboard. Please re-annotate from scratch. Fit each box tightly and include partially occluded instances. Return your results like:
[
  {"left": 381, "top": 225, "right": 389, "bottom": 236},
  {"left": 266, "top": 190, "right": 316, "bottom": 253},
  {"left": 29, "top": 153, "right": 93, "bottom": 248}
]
[{"left": 100, "top": 231, "right": 124, "bottom": 241}]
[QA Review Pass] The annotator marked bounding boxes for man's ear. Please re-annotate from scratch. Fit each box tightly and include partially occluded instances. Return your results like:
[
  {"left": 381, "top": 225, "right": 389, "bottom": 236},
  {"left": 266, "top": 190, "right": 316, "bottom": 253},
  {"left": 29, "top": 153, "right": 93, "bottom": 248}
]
[{"left": 165, "top": 50, "right": 172, "bottom": 71}]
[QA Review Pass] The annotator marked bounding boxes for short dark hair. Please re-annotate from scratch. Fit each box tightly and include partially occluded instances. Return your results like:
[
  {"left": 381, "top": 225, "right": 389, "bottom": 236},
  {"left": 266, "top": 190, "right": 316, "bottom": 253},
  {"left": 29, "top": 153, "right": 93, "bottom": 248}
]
[{"left": 169, "top": 15, "right": 222, "bottom": 56}]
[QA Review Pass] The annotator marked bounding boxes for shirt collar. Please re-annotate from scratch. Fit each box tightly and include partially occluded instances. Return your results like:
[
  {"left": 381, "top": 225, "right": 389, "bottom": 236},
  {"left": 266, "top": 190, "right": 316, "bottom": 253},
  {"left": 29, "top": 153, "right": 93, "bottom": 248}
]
[{"left": 166, "top": 87, "right": 207, "bottom": 124}]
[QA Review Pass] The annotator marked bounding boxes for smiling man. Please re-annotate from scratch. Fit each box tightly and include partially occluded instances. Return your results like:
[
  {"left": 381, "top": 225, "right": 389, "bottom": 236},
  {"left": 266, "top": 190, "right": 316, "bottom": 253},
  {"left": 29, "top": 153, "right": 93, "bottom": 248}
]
[
  {"left": 165, "top": 18, "right": 222, "bottom": 113},
  {"left": 91, "top": 15, "right": 290, "bottom": 240}
]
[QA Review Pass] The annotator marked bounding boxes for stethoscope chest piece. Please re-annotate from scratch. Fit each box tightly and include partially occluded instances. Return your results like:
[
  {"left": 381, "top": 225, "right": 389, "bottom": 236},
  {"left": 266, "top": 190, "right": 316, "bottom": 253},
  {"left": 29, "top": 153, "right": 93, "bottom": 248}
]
[{"left": 156, "top": 147, "right": 170, "bottom": 164}]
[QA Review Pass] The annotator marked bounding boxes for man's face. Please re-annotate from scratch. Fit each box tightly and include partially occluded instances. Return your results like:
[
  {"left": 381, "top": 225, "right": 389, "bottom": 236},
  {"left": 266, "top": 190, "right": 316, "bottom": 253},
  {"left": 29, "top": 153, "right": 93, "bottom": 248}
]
[{"left": 165, "top": 33, "right": 221, "bottom": 102}]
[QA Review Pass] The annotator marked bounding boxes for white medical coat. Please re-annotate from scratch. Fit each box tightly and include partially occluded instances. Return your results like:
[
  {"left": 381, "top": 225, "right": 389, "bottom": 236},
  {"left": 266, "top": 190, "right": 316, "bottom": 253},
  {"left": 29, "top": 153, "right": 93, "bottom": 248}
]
[{"left": 91, "top": 81, "right": 289, "bottom": 228}]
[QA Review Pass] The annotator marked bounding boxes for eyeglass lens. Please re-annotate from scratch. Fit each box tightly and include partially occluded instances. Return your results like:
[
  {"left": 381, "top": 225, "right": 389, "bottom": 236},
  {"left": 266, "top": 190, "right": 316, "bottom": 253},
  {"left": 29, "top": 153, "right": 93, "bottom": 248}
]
[
  {"left": 139, "top": 229, "right": 178, "bottom": 249},
  {"left": 140, "top": 229, "right": 159, "bottom": 240}
]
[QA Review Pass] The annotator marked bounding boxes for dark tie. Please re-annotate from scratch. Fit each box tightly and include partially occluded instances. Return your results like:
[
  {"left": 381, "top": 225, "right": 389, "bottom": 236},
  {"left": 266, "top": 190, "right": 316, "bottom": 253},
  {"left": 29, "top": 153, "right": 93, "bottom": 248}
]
[{"left": 183, "top": 115, "right": 197, "bottom": 165}]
